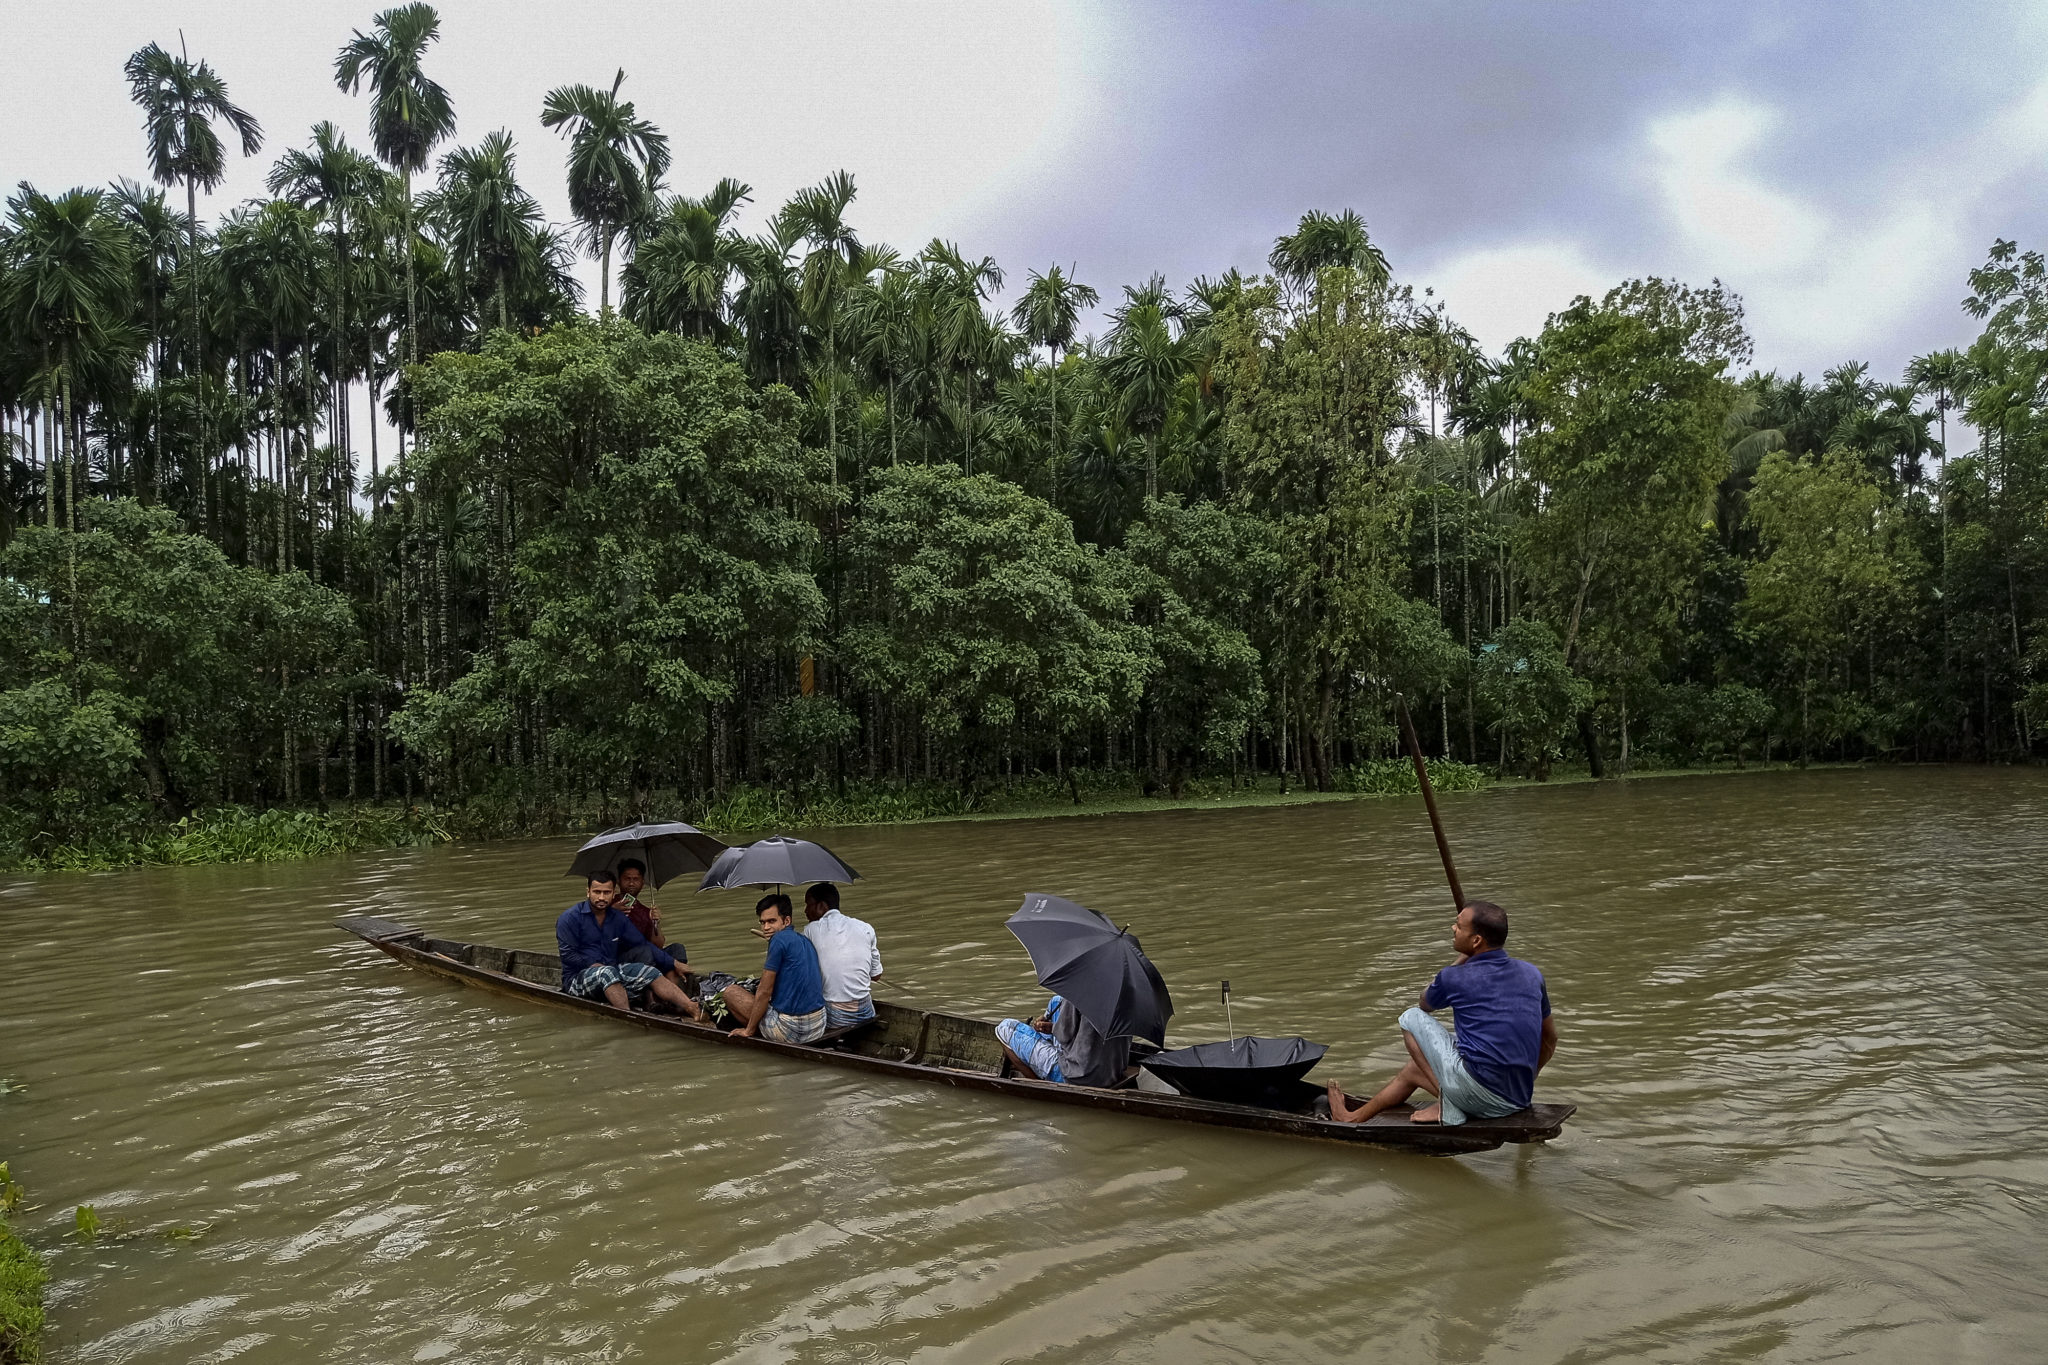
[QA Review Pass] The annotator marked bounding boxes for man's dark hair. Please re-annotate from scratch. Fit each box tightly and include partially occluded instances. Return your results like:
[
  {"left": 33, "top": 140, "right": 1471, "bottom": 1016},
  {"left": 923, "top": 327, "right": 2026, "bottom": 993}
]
[
  {"left": 806, "top": 882, "right": 839, "bottom": 910},
  {"left": 1463, "top": 900, "right": 1509, "bottom": 948},
  {"left": 755, "top": 892, "right": 793, "bottom": 919},
  {"left": 587, "top": 870, "right": 617, "bottom": 888},
  {"left": 617, "top": 858, "right": 647, "bottom": 878}
]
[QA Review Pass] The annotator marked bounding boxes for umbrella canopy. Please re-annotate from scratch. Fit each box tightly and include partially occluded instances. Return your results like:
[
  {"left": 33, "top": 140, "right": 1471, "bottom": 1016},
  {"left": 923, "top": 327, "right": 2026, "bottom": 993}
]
[
  {"left": 696, "top": 836, "right": 862, "bottom": 891},
  {"left": 1141, "top": 1035, "right": 1328, "bottom": 1106},
  {"left": 565, "top": 822, "right": 729, "bottom": 890},
  {"left": 1004, "top": 893, "right": 1174, "bottom": 1046}
]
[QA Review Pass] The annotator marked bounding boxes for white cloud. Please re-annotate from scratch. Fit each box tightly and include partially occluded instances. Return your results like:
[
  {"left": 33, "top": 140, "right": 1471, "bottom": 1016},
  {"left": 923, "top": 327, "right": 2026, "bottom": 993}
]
[{"left": 1417, "top": 242, "right": 1611, "bottom": 355}]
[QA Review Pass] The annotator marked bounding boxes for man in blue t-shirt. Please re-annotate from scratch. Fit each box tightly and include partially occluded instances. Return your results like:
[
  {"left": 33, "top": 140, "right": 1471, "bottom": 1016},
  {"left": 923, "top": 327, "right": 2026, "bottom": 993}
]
[
  {"left": 721, "top": 894, "right": 829, "bottom": 1044},
  {"left": 1327, "top": 900, "right": 1557, "bottom": 1126}
]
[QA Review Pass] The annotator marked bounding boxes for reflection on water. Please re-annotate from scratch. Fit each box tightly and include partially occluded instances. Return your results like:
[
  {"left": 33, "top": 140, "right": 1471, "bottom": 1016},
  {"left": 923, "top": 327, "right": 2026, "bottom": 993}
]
[{"left": 5, "top": 769, "right": 2048, "bottom": 1362}]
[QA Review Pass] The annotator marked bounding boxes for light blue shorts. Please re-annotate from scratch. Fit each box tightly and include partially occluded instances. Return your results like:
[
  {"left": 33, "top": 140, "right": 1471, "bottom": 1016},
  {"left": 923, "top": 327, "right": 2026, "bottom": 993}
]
[
  {"left": 996, "top": 1019, "right": 1065, "bottom": 1082},
  {"left": 1400, "top": 1007, "right": 1521, "bottom": 1126}
]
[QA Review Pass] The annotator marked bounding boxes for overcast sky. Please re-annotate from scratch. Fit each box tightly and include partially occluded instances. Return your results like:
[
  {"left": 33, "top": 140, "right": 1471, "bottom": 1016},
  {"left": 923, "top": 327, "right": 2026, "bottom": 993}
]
[{"left": 8, "top": 1, "right": 2046, "bottom": 383}]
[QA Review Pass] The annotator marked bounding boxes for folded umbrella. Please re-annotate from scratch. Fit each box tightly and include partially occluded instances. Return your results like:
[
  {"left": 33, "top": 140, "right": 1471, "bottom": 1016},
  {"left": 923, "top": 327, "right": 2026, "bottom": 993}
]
[
  {"left": 1004, "top": 893, "right": 1174, "bottom": 1046},
  {"left": 565, "top": 821, "right": 728, "bottom": 890},
  {"left": 696, "top": 836, "right": 861, "bottom": 891}
]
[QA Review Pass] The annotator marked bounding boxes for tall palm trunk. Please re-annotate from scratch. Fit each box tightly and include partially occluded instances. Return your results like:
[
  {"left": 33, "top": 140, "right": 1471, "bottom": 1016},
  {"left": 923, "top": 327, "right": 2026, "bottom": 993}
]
[
  {"left": 186, "top": 175, "right": 209, "bottom": 532},
  {"left": 42, "top": 394, "right": 57, "bottom": 529}
]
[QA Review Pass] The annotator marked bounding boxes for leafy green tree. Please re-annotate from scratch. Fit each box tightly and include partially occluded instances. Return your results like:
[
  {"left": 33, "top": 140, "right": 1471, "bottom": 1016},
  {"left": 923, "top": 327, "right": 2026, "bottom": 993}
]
[
  {"left": 1517, "top": 277, "right": 1747, "bottom": 769},
  {"left": 402, "top": 322, "right": 830, "bottom": 806},
  {"left": 1122, "top": 496, "right": 1275, "bottom": 787},
  {"left": 1477, "top": 618, "right": 1589, "bottom": 778},
  {"left": 1743, "top": 449, "right": 1912, "bottom": 763},
  {"left": 541, "top": 69, "right": 669, "bottom": 316},
  {"left": 842, "top": 463, "right": 1147, "bottom": 779}
]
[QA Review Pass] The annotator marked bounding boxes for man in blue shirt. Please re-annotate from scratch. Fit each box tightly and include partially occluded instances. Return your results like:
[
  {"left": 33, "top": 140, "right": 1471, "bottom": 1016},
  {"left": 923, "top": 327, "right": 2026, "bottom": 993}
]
[
  {"left": 720, "top": 894, "right": 828, "bottom": 1044},
  {"left": 555, "top": 871, "right": 703, "bottom": 1019},
  {"left": 1327, "top": 900, "right": 1556, "bottom": 1126}
]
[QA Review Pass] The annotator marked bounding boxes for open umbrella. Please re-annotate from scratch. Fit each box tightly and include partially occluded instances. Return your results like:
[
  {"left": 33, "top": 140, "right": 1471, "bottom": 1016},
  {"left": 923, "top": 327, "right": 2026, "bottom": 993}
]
[
  {"left": 565, "top": 822, "right": 728, "bottom": 889},
  {"left": 696, "top": 836, "right": 861, "bottom": 891},
  {"left": 1140, "top": 1035, "right": 1328, "bottom": 1106},
  {"left": 1004, "top": 893, "right": 1174, "bottom": 1046}
]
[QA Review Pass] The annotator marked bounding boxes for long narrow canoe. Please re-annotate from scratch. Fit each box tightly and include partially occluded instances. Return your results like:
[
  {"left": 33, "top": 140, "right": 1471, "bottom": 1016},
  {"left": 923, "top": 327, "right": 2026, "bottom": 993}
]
[{"left": 336, "top": 915, "right": 1575, "bottom": 1156}]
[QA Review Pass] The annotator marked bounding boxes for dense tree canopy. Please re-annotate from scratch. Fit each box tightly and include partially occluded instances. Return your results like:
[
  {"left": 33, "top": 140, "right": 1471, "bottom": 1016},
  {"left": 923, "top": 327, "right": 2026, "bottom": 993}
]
[{"left": 2, "top": 8, "right": 2042, "bottom": 851}]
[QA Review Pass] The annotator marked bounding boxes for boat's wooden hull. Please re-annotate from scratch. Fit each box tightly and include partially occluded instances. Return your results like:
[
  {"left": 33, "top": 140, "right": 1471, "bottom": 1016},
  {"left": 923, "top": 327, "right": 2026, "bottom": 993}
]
[{"left": 335, "top": 915, "right": 1575, "bottom": 1156}]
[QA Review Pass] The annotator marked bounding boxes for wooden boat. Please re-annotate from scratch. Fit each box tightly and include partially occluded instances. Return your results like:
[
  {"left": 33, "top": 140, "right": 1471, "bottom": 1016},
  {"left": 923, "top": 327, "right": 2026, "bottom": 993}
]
[{"left": 336, "top": 915, "right": 1576, "bottom": 1156}]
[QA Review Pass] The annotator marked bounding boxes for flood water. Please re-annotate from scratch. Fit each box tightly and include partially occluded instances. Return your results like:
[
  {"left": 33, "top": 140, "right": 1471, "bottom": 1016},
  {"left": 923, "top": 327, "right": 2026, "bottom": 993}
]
[{"left": 5, "top": 768, "right": 2048, "bottom": 1363}]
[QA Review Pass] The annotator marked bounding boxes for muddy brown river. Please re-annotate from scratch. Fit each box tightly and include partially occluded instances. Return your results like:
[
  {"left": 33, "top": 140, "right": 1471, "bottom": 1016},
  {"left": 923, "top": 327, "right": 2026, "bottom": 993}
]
[{"left": 4, "top": 768, "right": 2047, "bottom": 1362}]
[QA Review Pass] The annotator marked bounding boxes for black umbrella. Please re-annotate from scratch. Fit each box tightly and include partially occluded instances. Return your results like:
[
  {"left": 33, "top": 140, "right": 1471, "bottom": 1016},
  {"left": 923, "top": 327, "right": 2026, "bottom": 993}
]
[
  {"left": 566, "top": 822, "right": 729, "bottom": 889},
  {"left": 696, "top": 836, "right": 861, "bottom": 891},
  {"left": 1141, "top": 1035, "right": 1328, "bottom": 1106},
  {"left": 1004, "top": 893, "right": 1174, "bottom": 1046}
]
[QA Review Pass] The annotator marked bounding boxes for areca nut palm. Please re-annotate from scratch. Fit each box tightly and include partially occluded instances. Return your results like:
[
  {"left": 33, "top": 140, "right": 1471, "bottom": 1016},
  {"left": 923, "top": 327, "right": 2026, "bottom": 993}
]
[
  {"left": 1102, "top": 301, "right": 1188, "bottom": 498},
  {"left": 219, "top": 200, "right": 320, "bottom": 570},
  {"left": 541, "top": 69, "right": 670, "bottom": 316},
  {"left": 124, "top": 39, "right": 263, "bottom": 526},
  {"left": 269, "top": 120, "right": 381, "bottom": 482},
  {"left": 335, "top": 2, "right": 456, "bottom": 372},
  {"left": 779, "top": 171, "right": 862, "bottom": 483},
  {"left": 1011, "top": 264, "right": 1099, "bottom": 488},
  {"left": 433, "top": 130, "right": 546, "bottom": 332},
  {"left": 622, "top": 178, "right": 754, "bottom": 339},
  {"left": 1, "top": 185, "right": 140, "bottom": 528},
  {"left": 109, "top": 177, "right": 185, "bottom": 501},
  {"left": 1269, "top": 208, "right": 1389, "bottom": 293}
]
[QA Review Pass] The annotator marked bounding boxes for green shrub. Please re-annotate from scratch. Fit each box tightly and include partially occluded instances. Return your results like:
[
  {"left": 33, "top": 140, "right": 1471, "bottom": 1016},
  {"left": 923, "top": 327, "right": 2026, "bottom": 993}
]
[{"left": 0, "top": 1215, "right": 45, "bottom": 1365}]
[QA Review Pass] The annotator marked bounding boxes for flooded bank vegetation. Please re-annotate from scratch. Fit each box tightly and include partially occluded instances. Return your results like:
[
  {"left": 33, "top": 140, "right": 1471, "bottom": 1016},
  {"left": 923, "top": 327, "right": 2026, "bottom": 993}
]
[{"left": 2, "top": 8, "right": 2043, "bottom": 870}]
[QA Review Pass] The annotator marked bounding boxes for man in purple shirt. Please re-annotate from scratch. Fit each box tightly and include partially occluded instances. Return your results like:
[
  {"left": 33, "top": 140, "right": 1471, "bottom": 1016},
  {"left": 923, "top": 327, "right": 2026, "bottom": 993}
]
[{"left": 1327, "top": 900, "right": 1557, "bottom": 1126}]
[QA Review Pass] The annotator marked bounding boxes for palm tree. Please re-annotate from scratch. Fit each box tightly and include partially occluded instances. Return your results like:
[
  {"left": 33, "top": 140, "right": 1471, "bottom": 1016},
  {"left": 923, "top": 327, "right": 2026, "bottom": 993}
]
[
  {"left": 846, "top": 254, "right": 916, "bottom": 465},
  {"left": 779, "top": 171, "right": 862, "bottom": 484},
  {"left": 219, "top": 201, "right": 319, "bottom": 570},
  {"left": 1905, "top": 349, "right": 1972, "bottom": 488},
  {"left": 108, "top": 178, "right": 184, "bottom": 502},
  {"left": 124, "top": 39, "right": 263, "bottom": 527},
  {"left": 540, "top": 69, "right": 669, "bottom": 315},
  {"left": 622, "top": 178, "right": 753, "bottom": 339},
  {"left": 920, "top": 240, "right": 1008, "bottom": 473},
  {"left": 1102, "top": 295, "right": 1188, "bottom": 499},
  {"left": 1269, "top": 208, "right": 1389, "bottom": 294},
  {"left": 269, "top": 121, "right": 380, "bottom": 495},
  {"left": 335, "top": 2, "right": 456, "bottom": 376},
  {"left": 430, "top": 130, "right": 546, "bottom": 332},
  {"left": 1011, "top": 264, "right": 1098, "bottom": 493},
  {"left": 0, "top": 186, "right": 139, "bottom": 530},
  {"left": 734, "top": 219, "right": 805, "bottom": 386}
]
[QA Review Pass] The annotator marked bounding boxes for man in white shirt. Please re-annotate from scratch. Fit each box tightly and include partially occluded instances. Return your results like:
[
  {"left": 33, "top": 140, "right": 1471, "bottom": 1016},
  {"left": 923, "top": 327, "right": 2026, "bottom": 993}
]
[{"left": 802, "top": 882, "right": 883, "bottom": 1029}]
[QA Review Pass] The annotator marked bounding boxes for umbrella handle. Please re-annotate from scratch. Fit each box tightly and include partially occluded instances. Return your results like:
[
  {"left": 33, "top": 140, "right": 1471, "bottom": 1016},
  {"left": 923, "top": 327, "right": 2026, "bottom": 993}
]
[{"left": 1221, "top": 979, "right": 1234, "bottom": 1043}]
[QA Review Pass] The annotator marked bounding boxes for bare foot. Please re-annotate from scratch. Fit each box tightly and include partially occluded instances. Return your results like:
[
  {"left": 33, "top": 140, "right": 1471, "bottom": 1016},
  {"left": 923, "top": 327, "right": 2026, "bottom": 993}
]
[
  {"left": 1409, "top": 1103, "right": 1442, "bottom": 1124},
  {"left": 1325, "top": 1080, "right": 1357, "bottom": 1122}
]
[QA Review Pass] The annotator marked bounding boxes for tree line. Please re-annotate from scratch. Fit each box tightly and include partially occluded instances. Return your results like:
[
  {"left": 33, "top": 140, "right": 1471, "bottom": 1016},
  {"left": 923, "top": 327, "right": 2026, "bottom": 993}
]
[{"left": 3, "top": 4, "right": 2043, "bottom": 850}]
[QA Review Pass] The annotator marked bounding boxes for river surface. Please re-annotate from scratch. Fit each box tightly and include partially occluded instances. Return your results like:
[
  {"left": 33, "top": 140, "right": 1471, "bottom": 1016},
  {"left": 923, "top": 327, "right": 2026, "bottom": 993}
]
[{"left": 4, "top": 769, "right": 2048, "bottom": 1363}]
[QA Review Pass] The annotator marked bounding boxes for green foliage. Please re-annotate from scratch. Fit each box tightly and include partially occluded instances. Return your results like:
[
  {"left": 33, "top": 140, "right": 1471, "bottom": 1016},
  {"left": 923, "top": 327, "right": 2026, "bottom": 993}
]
[
  {"left": 1340, "top": 757, "right": 1489, "bottom": 795},
  {"left": 71, "top": 1206, "right": 98, "bottom": 1244},
  {"left": 1478, "top": 619, "right": 1592, "bottom": 778},
  {"left": 0, "top": 1209, "right": 43, "bottom": 1365},
  {"left": 843, "top": 464, "right": 1147, "bottom": 758},
  {"left": 0, "top": 802, "right": 450, "bottom": 873}
]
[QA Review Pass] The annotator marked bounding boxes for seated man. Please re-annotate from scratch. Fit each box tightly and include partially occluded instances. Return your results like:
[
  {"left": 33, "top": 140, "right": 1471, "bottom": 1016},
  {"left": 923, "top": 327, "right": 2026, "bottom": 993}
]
[
  {"left": 996, "top": 994, "right": 1130, "bottom": 1088},
  {"left": 1327, "top": 900, "right": 1556, "bottom": 1126},
  {"left": 555, "top": 871, "right": 702, "bottom": 1019},
  {"left": 616, "top": 858, "right": 691, "bottom": 987},
  {"left": 801, "top": 882, "right": 883, "bottom": 1029},
  {"left": 721, "top": 894, "right": 828, "bottom": 1044}
]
